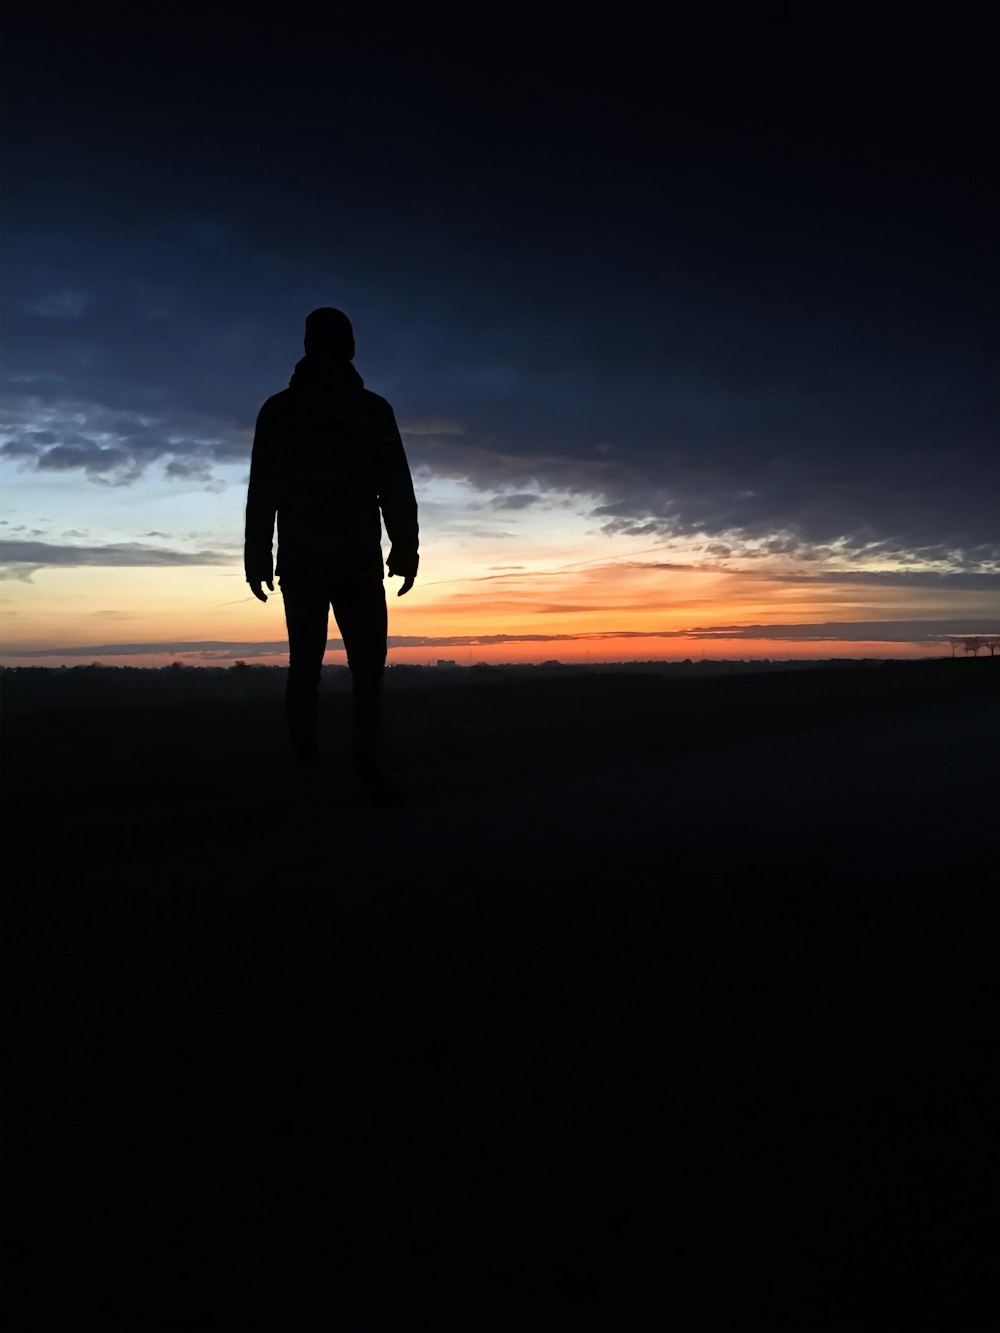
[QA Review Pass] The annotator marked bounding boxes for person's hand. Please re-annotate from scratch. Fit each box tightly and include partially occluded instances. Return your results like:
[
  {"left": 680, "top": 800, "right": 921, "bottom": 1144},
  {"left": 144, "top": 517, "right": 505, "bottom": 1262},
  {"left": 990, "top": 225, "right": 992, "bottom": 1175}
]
[
  {"left": 387, "top": 548, "right": 418, "bottom": 597},
  {"left": 245, "top": 547, "right": 274, "bottom": 602},
  {"left": 388, "top": 571, "right": 416, "bottom": 596}
]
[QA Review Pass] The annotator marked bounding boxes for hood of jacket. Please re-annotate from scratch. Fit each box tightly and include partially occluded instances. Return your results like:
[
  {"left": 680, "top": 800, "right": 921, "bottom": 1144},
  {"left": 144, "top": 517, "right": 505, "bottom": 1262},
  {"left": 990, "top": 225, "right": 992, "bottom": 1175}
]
[{"left": 288, "top": 354, "right": 365, "bottom": 399}]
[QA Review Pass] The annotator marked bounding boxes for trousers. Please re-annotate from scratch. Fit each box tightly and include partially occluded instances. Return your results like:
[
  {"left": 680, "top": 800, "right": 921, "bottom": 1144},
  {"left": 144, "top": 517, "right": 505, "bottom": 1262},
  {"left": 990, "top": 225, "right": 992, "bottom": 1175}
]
[{"left": 280, "top": 574, "right": 388, "bottom": 764}]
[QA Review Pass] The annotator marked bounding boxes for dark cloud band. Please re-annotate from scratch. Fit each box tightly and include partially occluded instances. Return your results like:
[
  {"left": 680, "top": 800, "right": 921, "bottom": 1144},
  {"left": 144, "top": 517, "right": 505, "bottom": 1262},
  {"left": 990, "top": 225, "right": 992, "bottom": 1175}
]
[{"left": 0, "top": 539, "right": 231, "bottom": 568}]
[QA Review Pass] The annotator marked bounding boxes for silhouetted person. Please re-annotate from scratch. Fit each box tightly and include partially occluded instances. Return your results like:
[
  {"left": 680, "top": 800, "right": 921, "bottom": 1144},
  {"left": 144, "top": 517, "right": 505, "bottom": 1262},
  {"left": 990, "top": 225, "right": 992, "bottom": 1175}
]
[{"left": 244, "top": 307, "right": 419, "bottom": 797}]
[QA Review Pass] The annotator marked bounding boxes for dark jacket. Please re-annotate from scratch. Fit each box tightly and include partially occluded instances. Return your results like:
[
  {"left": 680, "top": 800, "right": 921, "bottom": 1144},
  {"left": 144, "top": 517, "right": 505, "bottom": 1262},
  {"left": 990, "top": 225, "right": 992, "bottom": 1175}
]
[{"left": 244, "top": 355, "right": 418, "bottom": 583}]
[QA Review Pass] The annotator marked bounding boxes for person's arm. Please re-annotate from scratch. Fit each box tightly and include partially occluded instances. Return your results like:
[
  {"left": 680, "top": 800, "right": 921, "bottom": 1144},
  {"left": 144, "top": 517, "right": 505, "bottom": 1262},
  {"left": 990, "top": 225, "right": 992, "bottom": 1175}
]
[
  {"left": 375, "top": 400, "right": 419, "bottom": 596},
  {"left": 244, "top": 400, "right": 279, "bottom": 602}
]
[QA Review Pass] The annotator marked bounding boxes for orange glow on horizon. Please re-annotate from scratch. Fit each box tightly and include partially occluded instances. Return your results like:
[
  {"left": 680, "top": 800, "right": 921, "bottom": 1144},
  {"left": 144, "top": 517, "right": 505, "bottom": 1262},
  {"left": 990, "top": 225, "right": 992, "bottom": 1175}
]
[
  {"left": 0, "top": 546, "right": 990, "bottom": 668},
  {"left": 0, "top": 638, "right": 947, "bottom": 670}
]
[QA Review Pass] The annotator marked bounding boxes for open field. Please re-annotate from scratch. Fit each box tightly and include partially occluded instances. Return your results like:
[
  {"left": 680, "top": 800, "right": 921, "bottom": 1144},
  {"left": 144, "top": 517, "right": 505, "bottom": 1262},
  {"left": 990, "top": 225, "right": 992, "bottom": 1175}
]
[{"left": 3, "top": 659, "right": 998, "bottom": 1330}]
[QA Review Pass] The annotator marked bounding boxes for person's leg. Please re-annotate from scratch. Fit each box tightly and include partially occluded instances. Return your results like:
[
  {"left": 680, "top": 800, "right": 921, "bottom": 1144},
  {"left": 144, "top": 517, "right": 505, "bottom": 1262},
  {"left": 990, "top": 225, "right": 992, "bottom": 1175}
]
[
  {"left": 281, "top": 575, "right": 330, "bottom": 764},
  {"left": 330, "top": 577, "right": 388, "bottom": 774}
]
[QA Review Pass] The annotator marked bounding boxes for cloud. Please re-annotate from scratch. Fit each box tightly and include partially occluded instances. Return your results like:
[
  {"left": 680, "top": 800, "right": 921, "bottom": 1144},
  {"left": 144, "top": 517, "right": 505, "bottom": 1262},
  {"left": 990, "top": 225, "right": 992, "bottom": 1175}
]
[
  {"left": 4, "top": 254, "right": 996, "bottom": 574},
  {"left": 1, "top": 396, "right": 250, "bottom": 486},
  {"left": 407, "top": 431, "right": 1000, "bottom": 574},
  {"left": 620, "top": 562, "right": 1000, "bottom": 591},
  {"left": 0, "top": 539, "right": 232, "bottom": 578},
  {"left": 2, "top": 217, "right": 995, "bottom": 575},
  {"left": 411, "top": 438, "right": 615, "bottom": 496},
  {"left": 618, "top": 560, "right": 703, "bottom": 572},
  {"left": 769, "top": 569, "right": 1000, "bottom": 591},
  {"left": 674, "top": 619, "right": 1000, "bottom": 642},
  {"left": 3, "top": 11, "right": 996, "bottom": 594},
  {"left": 588, "top": 476, "right": 1000, "bottom": 571},
  {"left": 490, "top": 493, "right": 542, "bottom": 511},
  {"left": 400, "top": 418, "right": 465, "bottom": 436},
  {"left": 428, "top": 523, "right": 517, "bottom": 540},
  {"left": 1, "top": 641, "right": 293, "bottom": 659}
]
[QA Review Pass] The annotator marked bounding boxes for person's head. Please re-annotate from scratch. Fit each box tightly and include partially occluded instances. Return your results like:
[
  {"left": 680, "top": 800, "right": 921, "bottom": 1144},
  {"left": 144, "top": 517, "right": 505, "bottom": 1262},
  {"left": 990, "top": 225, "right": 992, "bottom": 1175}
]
[{"left": 304, "top": 307, "right": 355, "bottom": 360}]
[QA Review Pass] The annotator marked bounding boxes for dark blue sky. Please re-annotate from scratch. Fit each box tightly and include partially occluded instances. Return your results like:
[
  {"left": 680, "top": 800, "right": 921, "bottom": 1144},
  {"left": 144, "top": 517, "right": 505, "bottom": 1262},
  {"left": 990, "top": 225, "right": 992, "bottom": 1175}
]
[{"left": 3, "top": 5, "right": 998, "bottom": 578}]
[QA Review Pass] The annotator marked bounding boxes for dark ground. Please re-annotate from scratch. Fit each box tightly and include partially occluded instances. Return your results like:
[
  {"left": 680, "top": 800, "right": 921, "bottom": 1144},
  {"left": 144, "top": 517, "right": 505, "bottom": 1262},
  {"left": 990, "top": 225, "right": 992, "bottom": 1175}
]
[{"left": 2, "top": 659, "right": 998, "bottom": 1331}]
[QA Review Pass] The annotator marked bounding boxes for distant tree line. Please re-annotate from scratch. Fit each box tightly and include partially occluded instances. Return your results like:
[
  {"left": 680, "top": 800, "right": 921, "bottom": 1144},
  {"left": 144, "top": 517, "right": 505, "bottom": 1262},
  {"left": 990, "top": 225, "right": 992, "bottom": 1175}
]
[
  {"left": 2, "top": 651, "right": 994, "bottom": 713},
  {"left": 950, "top": 635, "right": 1000, "bottom": 657}
]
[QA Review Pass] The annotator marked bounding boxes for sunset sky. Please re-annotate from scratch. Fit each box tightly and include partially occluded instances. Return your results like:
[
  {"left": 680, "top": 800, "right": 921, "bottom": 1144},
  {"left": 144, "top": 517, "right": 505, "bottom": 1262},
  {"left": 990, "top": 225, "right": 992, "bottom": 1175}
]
[{"left": 2, "top": 9, "right": 997, "bottom": 667}]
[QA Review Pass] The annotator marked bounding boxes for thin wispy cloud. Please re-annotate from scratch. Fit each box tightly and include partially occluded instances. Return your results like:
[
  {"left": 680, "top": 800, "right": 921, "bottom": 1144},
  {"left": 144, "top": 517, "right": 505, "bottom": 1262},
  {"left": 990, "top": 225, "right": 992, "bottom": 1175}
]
[
  {"left": 620, "top": 562, "right": 1000, "bottom": 591},
  {"left": 0, "top": 539, "right": 232, "bottom": 579},
  {"left": 400, "top": 418, "right": 465, "bottom": 436}
]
